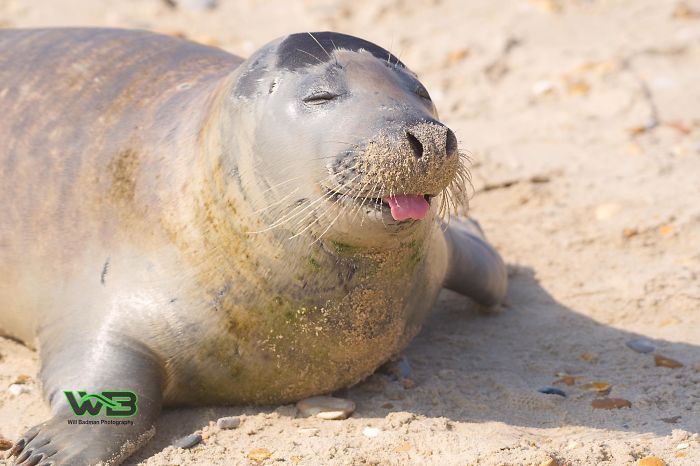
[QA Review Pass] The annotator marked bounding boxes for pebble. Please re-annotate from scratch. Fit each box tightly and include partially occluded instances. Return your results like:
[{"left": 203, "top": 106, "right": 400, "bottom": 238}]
[
  {"left": 626, "top": 338, "right": 655, "bottom": 353},
  {"left": 173, "top": 0, "right": 217, "bottom": 11},
  {"left": 676, "top": 442, "right": 690, "bottom": 450},
  {"left": 655, "top": 354, "right": 684, "bottom": 369},
  {"left": 362, "top": 427, "right": 381, "bottom": 438},
  {"left": 247, "top": 448, "right": 272, "bottom": 462},
  {"left": 0, "top": 437, "right": 13, "bottom": 450},
  {"left": 591, "top": 398, "right": 632, "bottom": 410},
  {"left": 582, "top": 381, "right": 612, "bottom": 395},
  {"left": 13, "top": 374, "right": 32, "bottom": 384},
  {"left": 8, "top": 384, "right": 30, "bottom": 396},
  {"left": 296, "top": 396, "right": 355, "bottom": 420},
  {"left": 172, "top": 433, "right": 202, "bottom": 449},
  {"left": 539, "top": 457, "right": 558, "bottom": 466},
  {"left": 638, "top": 456, "right": 665, "bottom": 466},
  {"left": 538, "top": 386, "right": 567, "bottom": 397},
  {"left": 216, "top": 416, "right": 240, "bottom": 430},
  {"left": 554, "top": 375, "right": 576, "bottom": 386}
]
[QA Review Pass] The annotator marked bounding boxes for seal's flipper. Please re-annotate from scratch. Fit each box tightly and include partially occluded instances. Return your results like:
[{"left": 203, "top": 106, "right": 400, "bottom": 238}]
[
  {"left": 443, "top": 218, "right": 508, "bottom": 307},
  {"left": 11, "top": 335, "right": 163, "bottom": 465}
]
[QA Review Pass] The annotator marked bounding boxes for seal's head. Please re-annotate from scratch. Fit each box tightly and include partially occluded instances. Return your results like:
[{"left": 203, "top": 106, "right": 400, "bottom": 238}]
[{"left": 228, "top": 32, "right": 469, "bottom": 243}]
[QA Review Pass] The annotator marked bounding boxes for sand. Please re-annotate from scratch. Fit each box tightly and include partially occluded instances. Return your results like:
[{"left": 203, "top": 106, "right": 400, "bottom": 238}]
[{"left": 1, "top": 0, "right": 699, "bottom": 464}]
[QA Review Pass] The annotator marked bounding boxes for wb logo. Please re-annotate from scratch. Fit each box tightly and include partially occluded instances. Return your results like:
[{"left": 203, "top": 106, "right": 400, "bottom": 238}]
[{"left": 64, "top": 391, "right": 138, "bottom": 417}]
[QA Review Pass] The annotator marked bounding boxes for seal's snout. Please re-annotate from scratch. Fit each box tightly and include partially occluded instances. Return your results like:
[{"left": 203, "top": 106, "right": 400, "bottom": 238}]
[{"left": 405, "top": 122, "right": 458, "bottom": 160}]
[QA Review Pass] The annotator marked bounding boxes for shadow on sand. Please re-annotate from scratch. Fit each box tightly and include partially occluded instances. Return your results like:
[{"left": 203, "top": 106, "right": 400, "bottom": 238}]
[{"left": 130, "top": 265, "right": 700, "bottom": 461}]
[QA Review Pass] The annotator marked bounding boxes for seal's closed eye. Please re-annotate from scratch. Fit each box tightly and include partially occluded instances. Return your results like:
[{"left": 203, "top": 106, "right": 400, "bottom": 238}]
[{"left": 302, "top": 90, "right": 339, "bottom": 105}]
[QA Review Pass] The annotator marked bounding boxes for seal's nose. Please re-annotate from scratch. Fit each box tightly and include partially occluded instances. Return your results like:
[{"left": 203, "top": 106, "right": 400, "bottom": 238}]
[{"left": 405, "top": 122, "right": 458, "bottom": 159}]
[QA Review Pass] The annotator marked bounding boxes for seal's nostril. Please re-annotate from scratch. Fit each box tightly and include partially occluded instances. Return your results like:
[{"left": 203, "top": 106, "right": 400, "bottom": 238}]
[
  {"left": 445, "top": 128, "right": 458, "bottom": 156},
  {"left": 406, "top": 130, "right": 424, "bottom": 159}
]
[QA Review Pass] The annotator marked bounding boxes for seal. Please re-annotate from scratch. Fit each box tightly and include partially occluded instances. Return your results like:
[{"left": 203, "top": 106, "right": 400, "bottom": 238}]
[{"left": 0, "top": 28, "right": 507, "bottom": 465}]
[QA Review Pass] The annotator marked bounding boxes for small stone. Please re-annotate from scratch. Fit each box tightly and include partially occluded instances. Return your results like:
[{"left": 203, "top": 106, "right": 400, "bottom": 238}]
[
  {"left": 381, "top": 402, "right": 394, "bottom": 409},
  {"left": 0, "top": 438, "right": 13, "bottom": 450},
  {"left": 591, "top": 398, "right": 632, "bottom": 410},
  {"left": 582, "top": 381, "right": 612, "bottom": 395},
  {"left": 580, "top": 351, "right": 599, "bottom": 362},
  {"left": 172, "top": 433, "right": 202, "bottom": 449},
  {"left": 398, "top": 356, "right": 412, "bottom": 379},
  {"left": 394, "top": 442, "right": 412, "bottom": 452},
  {"left": 538, "top": 386, "right": 566, "bottom": 397},
  {"left": 174, "top": 0, "right": 217, "bottom": 11},
  {"left": 216, "top": 416, "right": 240, "bottom": 430},
  {"left": 298, "top": 428, "right": 319, "bottom": 437},
  {"left": 400, "top": 378, "right": 416, "bottom": 389},
  {"left": 8, "top": 384, "right": 30, "bottom": 396},
  {"left": 655, "top": 354, "right": 683, "bottom": 369},
  {"left": 532, "top": 80, "right": 555, "bottom": 96},
  {"left": 594, "top": 203, "right": 621, "bottom": 221},
  {"left": 554, "top": 375, "right": 576, "bottom": 386},
  {"left": 626, "top": 338, "right": 655, "bottom": 353},
  {"left": 362, "top": 427, "right": 381, "bottom": 438},
  {"left": 13, "top": 374, "right": 32, "bottom": 384},
  {"left": 296, "top": 396, "right": 355, "bottom": 420},
  {"left": 539, "top": 457, "right": 558, "bottom": 466},
  {"left": 247, "top": 448, "right": 272, "bottom": 462},
  {"left": 638, "top": 456, "right": 665, "bottom": 466},
  {"left": 676, "top": 442, "right": 690, "bottom": 450}
]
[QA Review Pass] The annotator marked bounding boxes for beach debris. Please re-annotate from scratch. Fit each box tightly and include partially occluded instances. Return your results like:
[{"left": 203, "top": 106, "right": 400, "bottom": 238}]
[
  {"left": 172, "top": 433, "right": 202, "bottom": 449},
  {"left": 7, "top": 384, "right": 30, "bottom": 396},
  {"left": 0, "top": 437, "right": 13, "bottom": 450},
  {"left": 12, "top": 374, "right": 32, "bottom": 384},
  {"left": 582, "top": 381, "right": 612, "bottom": 395},
  {"left": 626, "top": 338, "right": 655, "bottom": 353},
  {"left": 591, "top": 398, "right": 632, "bottom": 410},
  {"left": 247, "top": 448, "right": 272, "bottom": 462},
  {"left": 538, "top": 386, "right": 567, "bottom": 397},
  {"left": 216, "top": 416, "right": 241, "bottom": 430},
  {"left": 296, "top": 396, "right": 355, "bottom": 420},
  {"left": 554, "top": 375, "right": 577, "bottom": 386},
  {"left": 394, "top": 442, "right": 412, "bottom": 452},
  {"left": 655, "top": 354, "right": 683, "bottom": 369},
  {"left": 580, "top": 351, "right": 600, "bottom": 362},
  {"left": 638, "top": 456, "right": 666, "bottom": 466},
  {"left": 362, "top": 427, "right": 381, "bottom": 438}
]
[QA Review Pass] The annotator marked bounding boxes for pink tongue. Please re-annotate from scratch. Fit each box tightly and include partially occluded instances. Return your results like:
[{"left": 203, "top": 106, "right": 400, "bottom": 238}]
[{"left": 384, "top": 195, "right": 430, "bottom": 221}]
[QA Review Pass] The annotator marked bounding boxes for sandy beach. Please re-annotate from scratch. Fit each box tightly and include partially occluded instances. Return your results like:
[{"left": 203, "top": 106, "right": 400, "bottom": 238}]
[{"left": 1, "top": 0, "right": 699, "bottom": 464}]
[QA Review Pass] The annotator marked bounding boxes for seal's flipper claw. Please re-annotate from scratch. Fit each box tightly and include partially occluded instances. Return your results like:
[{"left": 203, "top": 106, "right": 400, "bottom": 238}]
[
  {"left": 29, "top": 333, "right": 164, "bottom": 465},
  {"left": 443, "top": 217, "right": 508, "bottom": 307}
]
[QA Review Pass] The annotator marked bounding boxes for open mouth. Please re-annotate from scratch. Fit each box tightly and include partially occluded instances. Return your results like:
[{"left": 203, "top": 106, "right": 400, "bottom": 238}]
[{"left": 325, "top": 189, "right": 433, "bottom": 221}]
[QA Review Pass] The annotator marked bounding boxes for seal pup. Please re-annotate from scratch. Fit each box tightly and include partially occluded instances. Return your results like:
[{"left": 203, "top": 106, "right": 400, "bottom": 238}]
[{"left": 0, "top": 29, "right": 507, "bottom": 465}]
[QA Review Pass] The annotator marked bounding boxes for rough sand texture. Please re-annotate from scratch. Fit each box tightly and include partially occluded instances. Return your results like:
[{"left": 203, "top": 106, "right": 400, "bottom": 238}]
[{"left": 1, "top": 0, "right": 700, "bottom": 465}]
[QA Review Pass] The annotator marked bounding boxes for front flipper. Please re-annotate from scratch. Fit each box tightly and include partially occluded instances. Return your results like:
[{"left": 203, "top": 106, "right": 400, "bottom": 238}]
[
  {"left": 443, "top": 217, "right": 507, "bottom": 307},
  {"left": 11, "top": 334, "right": 163, "bottom": 466}
]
